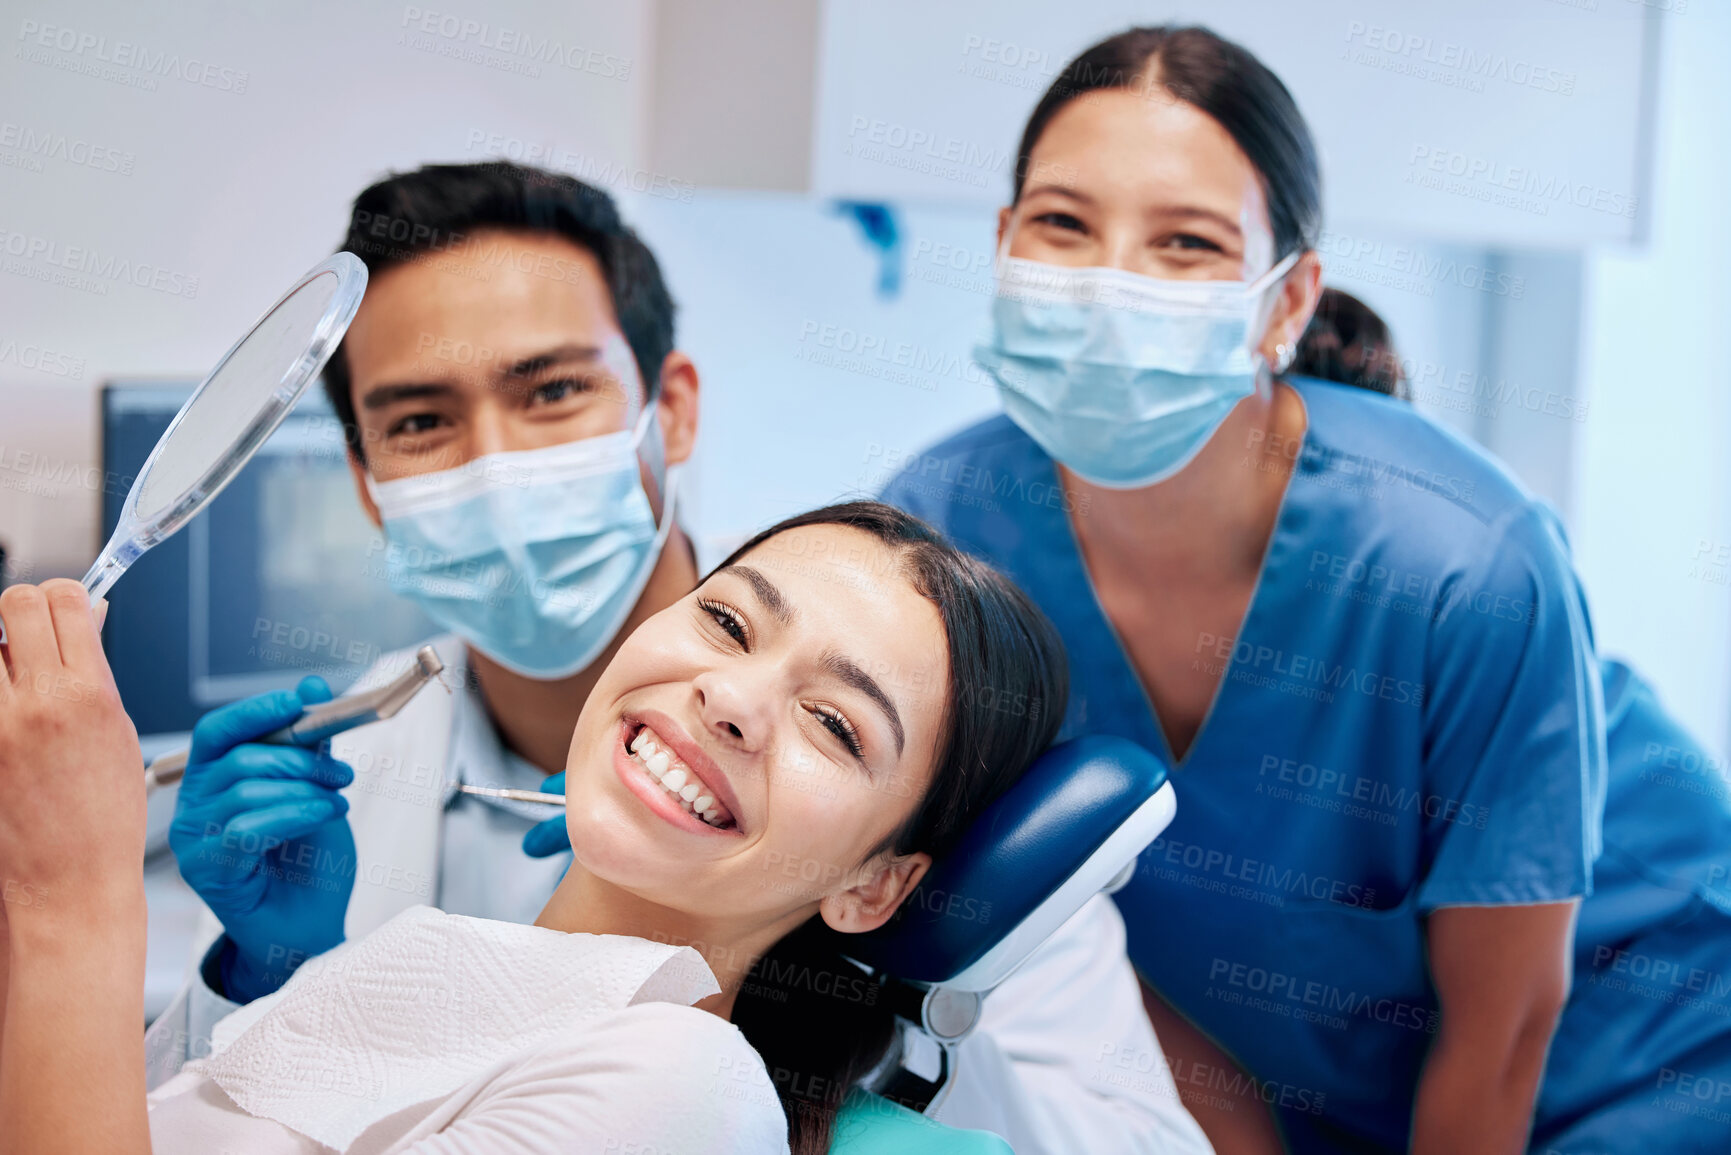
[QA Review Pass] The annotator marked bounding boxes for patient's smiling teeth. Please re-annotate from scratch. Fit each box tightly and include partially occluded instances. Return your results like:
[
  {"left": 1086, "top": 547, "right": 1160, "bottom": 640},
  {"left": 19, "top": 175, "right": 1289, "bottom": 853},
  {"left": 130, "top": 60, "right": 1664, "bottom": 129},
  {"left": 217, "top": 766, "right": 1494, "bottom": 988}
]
[{"left": 626, "top": 723, "right": 734, "bottom": 829}]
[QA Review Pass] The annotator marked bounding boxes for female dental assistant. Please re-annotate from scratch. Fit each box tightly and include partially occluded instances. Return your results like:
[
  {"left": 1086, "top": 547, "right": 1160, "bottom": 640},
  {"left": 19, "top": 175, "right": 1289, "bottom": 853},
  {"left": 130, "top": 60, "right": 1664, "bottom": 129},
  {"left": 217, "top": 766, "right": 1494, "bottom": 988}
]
[
  {"left": 1295, "top": 291, "right": 1731, "bottom": 1154},
  {"left": 886, "top": 25, "right": 1604, "bottom": 1154}
]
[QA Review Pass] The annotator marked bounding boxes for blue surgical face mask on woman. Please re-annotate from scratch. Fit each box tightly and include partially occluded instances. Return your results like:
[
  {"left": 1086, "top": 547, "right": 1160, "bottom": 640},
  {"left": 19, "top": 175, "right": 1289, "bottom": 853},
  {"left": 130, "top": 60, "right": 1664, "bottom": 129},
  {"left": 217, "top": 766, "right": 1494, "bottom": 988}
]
[
  {"left": 366, "top": 403, "right": 678, "bottom": 680},
  {"left": 974, "top": 241, "right": 1298, "bottom": 489}
]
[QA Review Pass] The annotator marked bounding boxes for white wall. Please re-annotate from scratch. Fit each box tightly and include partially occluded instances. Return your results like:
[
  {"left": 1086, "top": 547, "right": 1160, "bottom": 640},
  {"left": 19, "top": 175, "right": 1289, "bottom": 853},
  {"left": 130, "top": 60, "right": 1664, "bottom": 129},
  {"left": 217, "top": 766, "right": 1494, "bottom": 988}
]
[
  {"left": 623, "top": 191, "right": 1004, "bottom": 554},
  {"left": 647, "top": 0, "right": 819, "bottom": 191},
  {"left": 0, "top": 0, "right": 656, "bottom": 575},
  {"left": 1573, "top": 2, "right": 1731, "bottom": 756}
]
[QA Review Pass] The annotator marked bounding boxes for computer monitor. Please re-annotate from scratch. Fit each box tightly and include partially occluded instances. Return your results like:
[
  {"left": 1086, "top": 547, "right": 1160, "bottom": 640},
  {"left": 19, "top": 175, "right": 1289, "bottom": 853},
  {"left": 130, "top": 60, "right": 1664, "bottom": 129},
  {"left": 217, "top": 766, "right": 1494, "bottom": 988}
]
[{"left": 101, "top": 382, "right": 436, "bottom": 738}]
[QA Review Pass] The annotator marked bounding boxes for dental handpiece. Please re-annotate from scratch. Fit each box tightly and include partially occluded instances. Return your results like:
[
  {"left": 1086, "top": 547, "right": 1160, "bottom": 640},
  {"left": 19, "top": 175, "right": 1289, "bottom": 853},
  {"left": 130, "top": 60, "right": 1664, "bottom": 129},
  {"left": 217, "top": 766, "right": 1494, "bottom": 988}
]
[{"left": 142, "top": 646, "right": 446, "bottom": 793}]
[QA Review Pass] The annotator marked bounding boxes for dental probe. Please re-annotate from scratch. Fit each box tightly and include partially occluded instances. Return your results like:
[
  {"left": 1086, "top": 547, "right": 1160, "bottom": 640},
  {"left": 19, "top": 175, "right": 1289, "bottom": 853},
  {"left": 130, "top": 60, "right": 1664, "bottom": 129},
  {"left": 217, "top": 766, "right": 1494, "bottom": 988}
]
[
  {"left": 455, "top": 784, "right": 567, "bottom": 805},
  {"left": 143, "top": 646, "right": 446, "bottom": 793}
]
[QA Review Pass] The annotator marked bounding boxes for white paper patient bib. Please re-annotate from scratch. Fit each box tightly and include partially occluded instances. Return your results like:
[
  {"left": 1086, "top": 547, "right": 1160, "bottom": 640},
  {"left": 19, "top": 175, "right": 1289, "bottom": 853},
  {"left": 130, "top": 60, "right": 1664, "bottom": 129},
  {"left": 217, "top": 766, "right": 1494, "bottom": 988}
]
[{"left": 187, "top": 905, "right": 720, "bottom": 1151}]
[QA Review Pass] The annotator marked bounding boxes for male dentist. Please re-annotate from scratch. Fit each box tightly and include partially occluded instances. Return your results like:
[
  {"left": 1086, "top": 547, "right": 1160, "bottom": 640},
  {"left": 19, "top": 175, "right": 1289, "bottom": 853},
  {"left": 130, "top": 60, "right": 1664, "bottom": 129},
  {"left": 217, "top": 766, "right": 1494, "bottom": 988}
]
[{"left": 143, "top": 162, "right": 1209, "bottom": 1155}]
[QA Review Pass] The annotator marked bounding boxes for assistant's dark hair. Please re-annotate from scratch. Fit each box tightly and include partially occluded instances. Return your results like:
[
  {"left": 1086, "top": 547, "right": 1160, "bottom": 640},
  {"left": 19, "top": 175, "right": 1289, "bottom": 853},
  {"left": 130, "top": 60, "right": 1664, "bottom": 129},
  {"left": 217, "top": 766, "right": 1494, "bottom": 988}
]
[
  {"left": 716, "top": 501, "right": 1067, "bottom": 1155},
  {"left": 1293, "top": 288, "right": 1410, "bottom": 399},
  {"left": 1014, "top": 25, "right": 1322, "bottom": 261},
  {"left": 321, "top": 161, "right": 676, "bottom": 461}
]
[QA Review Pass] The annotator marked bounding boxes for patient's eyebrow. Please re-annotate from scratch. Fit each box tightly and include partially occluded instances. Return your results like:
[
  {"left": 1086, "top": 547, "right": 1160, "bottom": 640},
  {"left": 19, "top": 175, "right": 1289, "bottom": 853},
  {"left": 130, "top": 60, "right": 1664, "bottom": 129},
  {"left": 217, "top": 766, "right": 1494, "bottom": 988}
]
[
  {"left": 822, "top": 650, "right": 905, "bottom": 758},
  {"left": 718, "top": 565, "right": 794, "bottom": 626}
]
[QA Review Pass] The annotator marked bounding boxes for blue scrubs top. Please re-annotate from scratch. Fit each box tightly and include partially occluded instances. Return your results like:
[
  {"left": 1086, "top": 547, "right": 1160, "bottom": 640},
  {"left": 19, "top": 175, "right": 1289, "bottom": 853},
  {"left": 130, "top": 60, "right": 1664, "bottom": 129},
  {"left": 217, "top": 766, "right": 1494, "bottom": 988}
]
[
  {"left": 884, "top": 377, "right": 1608, "bottom": 1151},
  {"left": 1535, "top": 660, "right": 1731, "bottom": 1154}
]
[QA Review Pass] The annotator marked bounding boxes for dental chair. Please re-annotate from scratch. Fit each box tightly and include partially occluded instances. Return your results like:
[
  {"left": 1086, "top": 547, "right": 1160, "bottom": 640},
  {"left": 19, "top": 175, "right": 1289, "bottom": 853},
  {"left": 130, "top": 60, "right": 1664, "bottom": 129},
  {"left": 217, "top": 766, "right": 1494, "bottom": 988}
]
[{"left": 826, "top": 735, "right": 1177, "bottom": 1154}]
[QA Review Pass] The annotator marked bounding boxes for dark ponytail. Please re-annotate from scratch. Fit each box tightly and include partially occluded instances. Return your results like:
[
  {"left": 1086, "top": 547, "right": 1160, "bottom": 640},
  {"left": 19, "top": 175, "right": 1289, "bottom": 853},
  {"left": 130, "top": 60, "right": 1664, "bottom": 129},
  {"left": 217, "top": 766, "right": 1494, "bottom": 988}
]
[
  {"left": 1014, "top": 25, "right": 1322, "bottom": 261},
  {"left": 717, "top": 501, "right": 1068, "bottom": 1155},
  {"left": 1293, "top": 287, "right": 1410, "bottom": 399}
]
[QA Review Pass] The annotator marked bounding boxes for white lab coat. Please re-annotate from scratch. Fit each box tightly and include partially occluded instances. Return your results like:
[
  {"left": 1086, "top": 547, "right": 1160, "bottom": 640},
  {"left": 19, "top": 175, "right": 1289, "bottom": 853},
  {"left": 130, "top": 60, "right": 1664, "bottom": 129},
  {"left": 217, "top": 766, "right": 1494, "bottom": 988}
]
[{"left": 143, "top": 638, "right": 1211, "bottom": 1155}]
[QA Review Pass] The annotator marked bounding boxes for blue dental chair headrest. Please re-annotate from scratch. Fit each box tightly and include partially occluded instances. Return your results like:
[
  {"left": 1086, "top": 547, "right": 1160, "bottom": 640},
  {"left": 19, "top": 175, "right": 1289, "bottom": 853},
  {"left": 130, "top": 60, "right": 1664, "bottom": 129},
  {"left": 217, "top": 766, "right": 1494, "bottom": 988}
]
[
  {"left": 845, "top": 735, "right": 1173, "bottom": 990},
  {"left": 832, "top": 735, "right": 1174, "bottom": 1134}
]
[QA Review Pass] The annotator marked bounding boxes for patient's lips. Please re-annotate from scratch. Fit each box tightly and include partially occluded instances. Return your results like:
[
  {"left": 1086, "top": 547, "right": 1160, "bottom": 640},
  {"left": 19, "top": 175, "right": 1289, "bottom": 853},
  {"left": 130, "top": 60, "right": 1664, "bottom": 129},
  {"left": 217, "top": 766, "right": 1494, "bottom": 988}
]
[{"left": 626, "top": 722, "right": 737, "bottom": 830}]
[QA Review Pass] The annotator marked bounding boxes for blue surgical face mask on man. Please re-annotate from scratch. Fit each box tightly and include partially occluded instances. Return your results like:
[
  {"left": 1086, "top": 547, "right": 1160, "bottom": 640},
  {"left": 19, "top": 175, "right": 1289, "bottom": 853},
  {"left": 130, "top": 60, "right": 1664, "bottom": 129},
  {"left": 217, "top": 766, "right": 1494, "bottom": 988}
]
[
  {"left": 974, "top": 244, "right": 1299, "bottom": 489},
  {"left": 366, "top": 403, "right": 677, "bottom": 680}
]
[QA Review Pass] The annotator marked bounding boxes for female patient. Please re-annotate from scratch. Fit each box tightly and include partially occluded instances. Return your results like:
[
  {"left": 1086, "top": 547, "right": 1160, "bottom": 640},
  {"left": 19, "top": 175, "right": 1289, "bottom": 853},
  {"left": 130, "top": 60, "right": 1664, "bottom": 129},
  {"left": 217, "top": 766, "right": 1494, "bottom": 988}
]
[{"left": 0, "top": 501, "right": 1067, "bottom": 1155}]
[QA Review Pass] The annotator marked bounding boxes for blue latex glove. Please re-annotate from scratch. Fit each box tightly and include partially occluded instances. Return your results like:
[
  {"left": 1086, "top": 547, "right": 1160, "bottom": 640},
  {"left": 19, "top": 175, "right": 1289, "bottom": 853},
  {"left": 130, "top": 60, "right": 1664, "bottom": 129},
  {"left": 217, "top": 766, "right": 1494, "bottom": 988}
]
[
  {"left": 521, "top": 770, "right": 569, "bottom": 857},
  {"left": 168, "top": 676, "right": 357, "bottom": 1004}
]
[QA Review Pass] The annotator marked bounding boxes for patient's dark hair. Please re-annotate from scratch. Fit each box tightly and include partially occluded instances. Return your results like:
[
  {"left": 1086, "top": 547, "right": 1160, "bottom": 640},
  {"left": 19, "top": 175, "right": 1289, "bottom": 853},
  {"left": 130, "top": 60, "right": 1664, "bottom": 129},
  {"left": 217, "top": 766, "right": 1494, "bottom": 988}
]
[
  {"left": 1293, "top": 288, "right": 1410, "bottom": 399},
  {"left": 321, "top": 160, "right": 676, "bottom": 461},
  {"left": 717, "top": 501, "right": 1067, "bottom": 1155}
]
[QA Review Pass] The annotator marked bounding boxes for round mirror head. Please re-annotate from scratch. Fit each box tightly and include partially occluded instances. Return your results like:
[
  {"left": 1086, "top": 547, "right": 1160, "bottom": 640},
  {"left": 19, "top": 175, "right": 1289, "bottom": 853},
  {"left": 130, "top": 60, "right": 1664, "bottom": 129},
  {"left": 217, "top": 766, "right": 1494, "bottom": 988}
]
[
  {"left": 76, "top": 252, "right": 367, "bottom": 602},
  {"left": 129, "top": 253, "right": 365, "bottom": 531}
]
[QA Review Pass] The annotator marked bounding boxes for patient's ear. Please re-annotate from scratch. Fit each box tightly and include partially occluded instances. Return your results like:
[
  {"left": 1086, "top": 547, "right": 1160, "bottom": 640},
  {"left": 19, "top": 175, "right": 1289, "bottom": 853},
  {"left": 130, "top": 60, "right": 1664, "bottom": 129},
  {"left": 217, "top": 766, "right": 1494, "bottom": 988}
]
[{"left": 819, "top": 852, "right": 932, "bottom": 934}]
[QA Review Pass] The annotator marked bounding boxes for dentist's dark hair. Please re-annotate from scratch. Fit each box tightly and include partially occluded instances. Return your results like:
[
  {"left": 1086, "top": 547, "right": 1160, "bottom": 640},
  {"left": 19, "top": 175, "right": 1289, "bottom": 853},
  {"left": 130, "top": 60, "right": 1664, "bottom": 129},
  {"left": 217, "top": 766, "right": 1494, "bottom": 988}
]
[
  {"left": 1013, "top": 25, "right": 1323, "bottom": 261},
  {"left": 717, "top": 500, "right": 1067, "bottom": 1155},
  {"left": 321, "top": 161, "right": 676, "bottom": 462}
]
